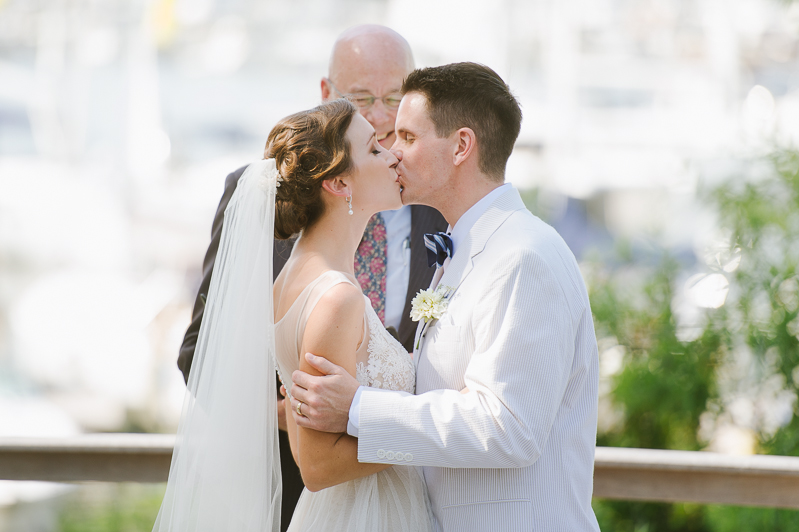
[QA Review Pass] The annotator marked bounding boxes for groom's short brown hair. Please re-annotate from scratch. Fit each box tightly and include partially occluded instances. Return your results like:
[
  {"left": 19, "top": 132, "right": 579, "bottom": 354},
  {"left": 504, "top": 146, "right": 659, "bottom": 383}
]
[{"left": 401, "top": 62, "right": 522, "bottom": 182}]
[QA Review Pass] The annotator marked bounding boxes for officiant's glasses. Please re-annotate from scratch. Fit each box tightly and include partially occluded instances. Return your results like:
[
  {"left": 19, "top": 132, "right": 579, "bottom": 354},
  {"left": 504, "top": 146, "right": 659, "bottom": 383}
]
[{"left": 326, "top": 79, "right": 403, "bottom": 110}]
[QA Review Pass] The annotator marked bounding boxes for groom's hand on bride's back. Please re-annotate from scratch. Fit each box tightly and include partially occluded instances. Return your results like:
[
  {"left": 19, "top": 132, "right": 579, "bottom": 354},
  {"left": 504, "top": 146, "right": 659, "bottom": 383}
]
[{"left": 290, "top": 353, "right": 360, "bottom": 433}]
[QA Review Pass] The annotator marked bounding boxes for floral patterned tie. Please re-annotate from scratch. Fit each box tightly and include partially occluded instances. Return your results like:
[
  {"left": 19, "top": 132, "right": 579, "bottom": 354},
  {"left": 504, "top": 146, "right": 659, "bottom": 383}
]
[{"left": 355, "top": 213, "right": 387, "bottom": 324}]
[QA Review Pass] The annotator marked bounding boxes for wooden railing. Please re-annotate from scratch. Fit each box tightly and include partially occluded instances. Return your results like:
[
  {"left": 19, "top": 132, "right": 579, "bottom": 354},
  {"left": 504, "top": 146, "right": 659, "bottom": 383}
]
[
  {"left": 1, "top": 434, "right": 798, "bottom": 509},
  {"left": 0, "top": 434, "right": 174, "bottom": 483},
  {"left": 594, "top": 446, "right": 799, "bottom": 509}
]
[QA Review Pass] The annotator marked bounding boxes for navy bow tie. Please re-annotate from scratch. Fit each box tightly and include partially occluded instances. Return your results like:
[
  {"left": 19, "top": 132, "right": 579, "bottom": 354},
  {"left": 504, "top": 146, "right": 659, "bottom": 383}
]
[{"left": 424, "top": 232, "right": 454, "bottom": 268}]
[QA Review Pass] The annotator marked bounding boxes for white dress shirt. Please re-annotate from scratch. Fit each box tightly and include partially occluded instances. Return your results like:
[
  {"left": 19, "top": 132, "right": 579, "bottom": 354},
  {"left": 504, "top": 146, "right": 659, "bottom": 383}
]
[
  {"left": 347, "top": 185, "right": 511, "bottom": 437},
  {"left": 380, "top": 205, "right": 412, "bottom": 331}
]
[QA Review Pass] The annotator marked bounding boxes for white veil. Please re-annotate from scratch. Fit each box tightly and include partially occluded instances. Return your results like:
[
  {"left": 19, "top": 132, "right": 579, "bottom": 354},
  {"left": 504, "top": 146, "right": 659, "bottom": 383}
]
[{"left": 153, "top": 159, "right": 283, "bottom": 532}]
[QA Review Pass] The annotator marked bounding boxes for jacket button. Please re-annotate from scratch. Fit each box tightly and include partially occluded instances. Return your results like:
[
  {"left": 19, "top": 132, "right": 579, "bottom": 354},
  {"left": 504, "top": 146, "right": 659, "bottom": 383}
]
[
  {"left": 386, "top": 451, "right": 395, "bottom": 460},
  {"left": 377, "top": 449, "right": 386, "bottom": 459},
  {"left": 404, "top": 453, "right": 413, "bottom": 462}
]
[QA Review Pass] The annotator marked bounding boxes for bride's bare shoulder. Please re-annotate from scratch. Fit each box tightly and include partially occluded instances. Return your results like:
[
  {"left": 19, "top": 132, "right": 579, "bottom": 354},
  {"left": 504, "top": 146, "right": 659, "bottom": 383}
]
[
  {"left": 274, "top": 255, "right": 340, "bottom": 317},
  {"left": 297, "top": 279, "right": 365, "bottom": 375},
  {"left": 310, "top": 281, "right": 365, "bottom": 326}
]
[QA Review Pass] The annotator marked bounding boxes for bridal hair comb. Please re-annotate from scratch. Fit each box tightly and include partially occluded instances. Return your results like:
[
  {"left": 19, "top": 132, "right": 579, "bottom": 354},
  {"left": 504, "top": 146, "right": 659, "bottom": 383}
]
[{"left": 258, "top": 158, "right": 283, "bottom": 193}]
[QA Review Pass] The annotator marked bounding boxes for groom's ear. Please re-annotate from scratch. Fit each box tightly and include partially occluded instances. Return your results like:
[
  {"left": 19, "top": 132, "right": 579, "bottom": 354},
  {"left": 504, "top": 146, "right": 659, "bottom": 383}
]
[
  {"left": 452, "top": 127, "right": 477, "bottom": 167},
  {"left": 321, "top": 177, "right": 350, "bottom": 198}
]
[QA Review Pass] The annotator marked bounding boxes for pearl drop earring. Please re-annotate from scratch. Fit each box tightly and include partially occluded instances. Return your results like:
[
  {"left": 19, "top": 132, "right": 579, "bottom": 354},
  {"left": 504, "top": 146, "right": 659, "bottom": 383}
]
[{"left": 346, "top": 195, "right": 353, "bottom": 215}]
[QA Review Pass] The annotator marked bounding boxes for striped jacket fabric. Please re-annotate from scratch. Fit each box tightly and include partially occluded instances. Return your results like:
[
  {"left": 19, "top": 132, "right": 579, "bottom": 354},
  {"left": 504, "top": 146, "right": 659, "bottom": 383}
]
[{"left": 357, "top": 187, "right": 601, "bottom": 531}]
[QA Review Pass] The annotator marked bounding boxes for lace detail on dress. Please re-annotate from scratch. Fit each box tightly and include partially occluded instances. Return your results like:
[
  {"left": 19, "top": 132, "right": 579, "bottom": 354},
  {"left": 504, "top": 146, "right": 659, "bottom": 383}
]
[
  {"left": 286, "top": 294, "right": 433, "bottom": 532},
  {"left": 355, "top": 301, "right": 415, "bottom": 394}
]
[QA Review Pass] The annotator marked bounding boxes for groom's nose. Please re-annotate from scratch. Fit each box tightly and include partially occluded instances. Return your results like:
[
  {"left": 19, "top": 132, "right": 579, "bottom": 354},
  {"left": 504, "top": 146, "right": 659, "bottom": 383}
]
[{"left": 390, "top": 147, "right": 402, "bottom": 161}]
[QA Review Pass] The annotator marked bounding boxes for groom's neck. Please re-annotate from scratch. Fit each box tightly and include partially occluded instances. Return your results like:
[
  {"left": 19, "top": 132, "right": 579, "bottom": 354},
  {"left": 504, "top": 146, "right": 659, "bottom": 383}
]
[{"left": 438, "top": 172, "right": 504, "bottom": 228}]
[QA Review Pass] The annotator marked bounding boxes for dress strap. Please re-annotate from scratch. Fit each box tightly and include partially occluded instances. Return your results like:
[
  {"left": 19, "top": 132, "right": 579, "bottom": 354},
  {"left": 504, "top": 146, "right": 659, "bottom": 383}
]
[
  {"left": 294, "top": 270, "right": 357, "bottom": 338},
  {"left": 290, "top": 271, "right": 360, "bottom": 366},
  {"left": 275, "top": 270, "right": 360, "bottom": 400}
]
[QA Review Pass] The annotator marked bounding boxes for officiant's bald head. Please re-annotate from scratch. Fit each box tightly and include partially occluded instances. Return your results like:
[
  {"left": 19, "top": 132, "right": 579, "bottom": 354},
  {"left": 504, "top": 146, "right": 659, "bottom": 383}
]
[{"left": 322, "top": 25, "right": 414, "bottom": 148}]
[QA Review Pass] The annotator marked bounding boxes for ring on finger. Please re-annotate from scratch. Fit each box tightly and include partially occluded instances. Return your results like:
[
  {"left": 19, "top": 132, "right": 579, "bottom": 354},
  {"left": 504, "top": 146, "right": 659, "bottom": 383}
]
[{"left": 296, "top": 401, "right": 305, "bottom": 417}]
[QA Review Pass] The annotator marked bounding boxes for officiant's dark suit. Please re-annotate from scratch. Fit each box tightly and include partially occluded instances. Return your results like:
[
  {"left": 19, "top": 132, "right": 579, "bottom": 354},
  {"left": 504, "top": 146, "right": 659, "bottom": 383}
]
[{"left": 178, "top": 164, "right": 446, "bottom": 529}]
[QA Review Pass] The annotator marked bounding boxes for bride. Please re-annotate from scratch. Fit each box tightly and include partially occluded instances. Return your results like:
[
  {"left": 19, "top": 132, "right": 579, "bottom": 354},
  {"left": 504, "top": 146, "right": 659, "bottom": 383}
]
[{"left": 152, "top": 99, "right": 433, "bottom": 532}]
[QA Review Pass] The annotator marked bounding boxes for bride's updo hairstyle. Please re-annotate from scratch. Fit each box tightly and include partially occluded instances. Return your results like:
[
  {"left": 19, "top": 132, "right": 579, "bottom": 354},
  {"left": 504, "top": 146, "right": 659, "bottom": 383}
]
[{"left": 265, "top": 99, "right": 359, "bottom": 240}]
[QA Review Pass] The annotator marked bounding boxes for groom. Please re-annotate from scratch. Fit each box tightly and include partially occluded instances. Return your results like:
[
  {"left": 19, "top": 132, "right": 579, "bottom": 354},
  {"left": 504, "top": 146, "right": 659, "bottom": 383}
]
[{"left": 289, "top": 63, "right": 601, "bottom": 531}]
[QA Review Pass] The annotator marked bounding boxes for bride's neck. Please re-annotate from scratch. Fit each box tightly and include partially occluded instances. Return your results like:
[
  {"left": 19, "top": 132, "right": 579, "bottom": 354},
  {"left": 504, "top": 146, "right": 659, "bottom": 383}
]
[{"left": 294, "top": 206, "right": 372, "bottom": 274}]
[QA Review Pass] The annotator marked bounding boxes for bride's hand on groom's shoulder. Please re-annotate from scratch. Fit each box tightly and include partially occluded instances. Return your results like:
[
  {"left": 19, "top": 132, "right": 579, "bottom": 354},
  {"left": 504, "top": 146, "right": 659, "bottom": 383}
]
[{"left": 290, "top": 353, "right": 360, "bottom": 434}]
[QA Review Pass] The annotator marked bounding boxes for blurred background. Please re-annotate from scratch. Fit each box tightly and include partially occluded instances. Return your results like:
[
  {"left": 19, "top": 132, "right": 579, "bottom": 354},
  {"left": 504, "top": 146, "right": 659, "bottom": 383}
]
[{"left": 1, "top": 0, "right": 799, "bottom": 530}]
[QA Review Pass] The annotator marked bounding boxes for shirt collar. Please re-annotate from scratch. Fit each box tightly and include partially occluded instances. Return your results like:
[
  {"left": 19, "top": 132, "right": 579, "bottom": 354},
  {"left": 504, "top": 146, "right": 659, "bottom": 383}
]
[
  {"left": 379, "top": 204, "right": 410, "bottom": 225},
  {"left": 448, "top": 183, "right": 512, "bottom": 255}
]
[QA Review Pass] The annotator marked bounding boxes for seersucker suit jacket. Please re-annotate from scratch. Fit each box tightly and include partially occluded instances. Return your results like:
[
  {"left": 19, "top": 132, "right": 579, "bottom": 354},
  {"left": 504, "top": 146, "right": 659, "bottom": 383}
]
[{"left": 356, "top": 187, "right": 601, "bottom": 532}]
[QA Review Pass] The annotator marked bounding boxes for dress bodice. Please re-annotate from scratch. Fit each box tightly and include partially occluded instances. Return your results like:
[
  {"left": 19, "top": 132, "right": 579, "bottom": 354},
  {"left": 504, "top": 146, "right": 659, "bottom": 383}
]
[
  {"left": 275, "top": 270, "right": 433, "bottom": 532},
  {"left": 274, "top": 270, "right": 415, "bottom": 399},
  {"left": 355, "top": 295, "right": 415, "bottom": 393}
]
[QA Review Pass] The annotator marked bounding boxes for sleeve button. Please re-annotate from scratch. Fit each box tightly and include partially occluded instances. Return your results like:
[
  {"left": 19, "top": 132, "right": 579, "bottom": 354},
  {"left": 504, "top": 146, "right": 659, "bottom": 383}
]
[
  {"left": 377, "top": 449, "right": 386, "bottom": 459},
  {"left": 404, "top": 453, "right": 413, "bottom": 462}
]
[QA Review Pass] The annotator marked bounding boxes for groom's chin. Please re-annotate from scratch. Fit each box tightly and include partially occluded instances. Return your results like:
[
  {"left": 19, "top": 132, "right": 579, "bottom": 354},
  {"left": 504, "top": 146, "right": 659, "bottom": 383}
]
[{"left": 399, "top": 190, "right": 427, "bottom": 208}]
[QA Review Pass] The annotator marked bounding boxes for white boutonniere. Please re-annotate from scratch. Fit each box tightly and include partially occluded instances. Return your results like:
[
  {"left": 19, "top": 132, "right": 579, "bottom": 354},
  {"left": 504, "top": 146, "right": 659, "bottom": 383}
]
[{"left": 410, "top": 285, "right": 455, "bottom": 349}]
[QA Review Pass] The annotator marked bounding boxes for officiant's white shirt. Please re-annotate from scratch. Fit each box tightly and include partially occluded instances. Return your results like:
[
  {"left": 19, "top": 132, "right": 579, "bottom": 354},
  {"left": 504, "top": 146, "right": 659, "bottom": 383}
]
[
  {"left": 347, "top": 184, "right": 511, "bottom": 436},
  {"left": 381, "top": 205, "right": 411, "bottom": 331}
]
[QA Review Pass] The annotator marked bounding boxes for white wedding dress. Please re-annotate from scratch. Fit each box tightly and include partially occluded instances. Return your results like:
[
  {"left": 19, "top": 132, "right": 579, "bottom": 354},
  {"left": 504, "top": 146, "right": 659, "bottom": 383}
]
[
  {"left": 152, "top": 160, "right": 432, "bottom": 532},
  {"left": 275, "top": 269, "right": 434, "bottom": 532}
]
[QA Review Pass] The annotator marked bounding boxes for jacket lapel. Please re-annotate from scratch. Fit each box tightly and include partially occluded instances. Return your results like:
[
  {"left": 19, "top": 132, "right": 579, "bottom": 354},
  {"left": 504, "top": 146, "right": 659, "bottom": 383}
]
[
  {"left": 412, "top": 258, "right": 447, "bottom": 368},
  {"left": 414, "top": 187, "right": 526, "bottom": 361},
  {"left": 435, "top": 187, "right": 525, "bottom": 300}
]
